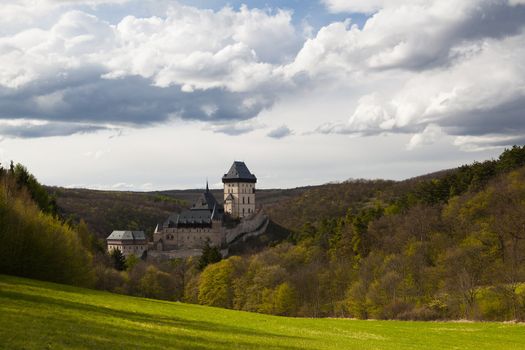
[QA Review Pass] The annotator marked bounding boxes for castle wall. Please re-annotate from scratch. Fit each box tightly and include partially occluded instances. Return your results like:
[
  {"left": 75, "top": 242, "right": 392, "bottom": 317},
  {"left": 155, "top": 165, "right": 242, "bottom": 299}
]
[
  {"left": 153, "top": 221, "right": 223, "bottom": 251},
  {"left": 224, "top": 209, "right": 267, "bottom": 244}
]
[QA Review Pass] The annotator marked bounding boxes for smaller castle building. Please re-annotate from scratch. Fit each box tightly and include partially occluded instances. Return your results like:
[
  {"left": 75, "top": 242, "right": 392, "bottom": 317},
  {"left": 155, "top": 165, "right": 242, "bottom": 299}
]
[{"left": 107, "top": 230, "right": 147, "bottom": 257}]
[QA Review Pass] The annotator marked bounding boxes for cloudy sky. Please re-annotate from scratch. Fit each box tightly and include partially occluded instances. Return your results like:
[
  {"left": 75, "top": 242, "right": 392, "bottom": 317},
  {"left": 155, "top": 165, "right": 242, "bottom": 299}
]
[{"left": 1, "top": 0, "right": 524, "bottom": 190}]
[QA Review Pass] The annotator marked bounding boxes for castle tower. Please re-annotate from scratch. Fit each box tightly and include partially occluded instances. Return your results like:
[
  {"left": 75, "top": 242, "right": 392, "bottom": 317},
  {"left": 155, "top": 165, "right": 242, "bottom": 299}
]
[{"left": 222, "top": 161, "right": 256, "bottom": 219}]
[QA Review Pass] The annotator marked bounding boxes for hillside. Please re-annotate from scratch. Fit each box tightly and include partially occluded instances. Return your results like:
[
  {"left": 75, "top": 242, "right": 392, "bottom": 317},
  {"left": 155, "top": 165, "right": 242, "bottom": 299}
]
[
  {"left": 49, "top": 186, "right": 313, "bottom": 239},
  {"left": 1, "top": 274, "right": 524, "bottom": 350}
]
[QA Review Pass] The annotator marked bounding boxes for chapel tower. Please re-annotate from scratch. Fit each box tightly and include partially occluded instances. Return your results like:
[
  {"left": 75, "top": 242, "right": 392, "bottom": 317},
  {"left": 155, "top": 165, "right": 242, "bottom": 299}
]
[{"left": 222, "top": 161, "right": 256, "bottom": 218}]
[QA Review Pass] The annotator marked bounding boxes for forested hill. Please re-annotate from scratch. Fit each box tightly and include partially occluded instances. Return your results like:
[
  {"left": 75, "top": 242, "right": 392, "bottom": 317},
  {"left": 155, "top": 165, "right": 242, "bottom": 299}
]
[{"left": 187, "top": 146, "right": 525, "bottom": 321}]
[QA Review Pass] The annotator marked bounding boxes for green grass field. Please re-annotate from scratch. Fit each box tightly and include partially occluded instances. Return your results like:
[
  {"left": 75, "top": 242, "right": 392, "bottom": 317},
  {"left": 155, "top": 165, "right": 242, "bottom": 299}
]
[{"left": 1, "top": 274, "right": 524, "bottom": 350}]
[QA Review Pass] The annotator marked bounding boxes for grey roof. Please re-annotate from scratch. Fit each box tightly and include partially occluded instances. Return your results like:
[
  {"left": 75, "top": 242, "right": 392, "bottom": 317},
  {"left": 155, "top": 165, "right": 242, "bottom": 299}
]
[
  {"left": 225, "top": 193, "right": 234, "bottom": 201},
  {"left": 222, "top": 161, "right": 256, "bottom": 183},
  {"left": 192, "top": 188, "right": 219, "bottom": 211},
  {"left": 164, "top": 208, "right": 221, "bottom": 228},
  {"left": 162, "top": 187, "right": 223, "bottom": 228},
  {"left": 178, "top": 209, "right": 213, "bottom": 225},
  {"left": 107, "top": 230, "right": 146, "bottom": 241}
]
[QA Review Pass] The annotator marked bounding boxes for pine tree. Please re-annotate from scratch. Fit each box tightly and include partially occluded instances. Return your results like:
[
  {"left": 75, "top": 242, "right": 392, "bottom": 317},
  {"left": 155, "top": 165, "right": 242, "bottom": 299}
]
[
  {"left": 199, "top": 239, "right": 222, "bottom": 270},
  {"left": 110, "top": 248, "right": 126, "bottom": 271}
]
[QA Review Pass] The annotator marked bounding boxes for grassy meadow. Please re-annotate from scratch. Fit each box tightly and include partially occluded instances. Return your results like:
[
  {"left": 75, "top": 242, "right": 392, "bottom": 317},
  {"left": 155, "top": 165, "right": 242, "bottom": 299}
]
[{"left": 0, "top": 274, "right": 524, "bottom": 350}]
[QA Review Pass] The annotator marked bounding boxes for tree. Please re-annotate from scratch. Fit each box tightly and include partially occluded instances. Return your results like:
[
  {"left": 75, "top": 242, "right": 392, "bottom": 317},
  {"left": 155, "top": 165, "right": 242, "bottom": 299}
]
[
  {"left": 273, "top": 282, "right": 298, "bottom": 316},
  {"left": 125, "top": 254, "right": 140, "bottom": 270},
  {"left": 138, "top": 265, "right": 176, "bottom": 299},
  {"left": 198, "top": 257, "right": 241, "bottom": 308},
  {"left": 110, "top": 248, "right": 126, "bottom": 271},
  {"left": 198, "top": 239, "right": 222, "bottom": 270}
]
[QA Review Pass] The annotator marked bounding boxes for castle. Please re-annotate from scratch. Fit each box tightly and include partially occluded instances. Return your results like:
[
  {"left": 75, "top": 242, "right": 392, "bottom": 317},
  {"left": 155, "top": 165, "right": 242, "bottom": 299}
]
[{"left": 149, "top": 161, "right": 266, "bottom": 255}]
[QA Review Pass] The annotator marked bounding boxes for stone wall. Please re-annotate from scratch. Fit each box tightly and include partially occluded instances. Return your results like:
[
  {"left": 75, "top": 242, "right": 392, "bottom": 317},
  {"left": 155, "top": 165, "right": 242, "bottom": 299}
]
[
  {"left": 224, "top": 209, "right": 268, "bottom": 244},
  {"left": 152, "top": 219, "right": 223, "bottom": 251}
]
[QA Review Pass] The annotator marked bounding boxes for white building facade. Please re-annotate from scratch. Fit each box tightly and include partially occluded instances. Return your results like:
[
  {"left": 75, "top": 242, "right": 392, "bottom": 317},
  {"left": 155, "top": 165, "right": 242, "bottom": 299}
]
[{"left": 107, "top": 230, "right": 148, "bottom": 257}]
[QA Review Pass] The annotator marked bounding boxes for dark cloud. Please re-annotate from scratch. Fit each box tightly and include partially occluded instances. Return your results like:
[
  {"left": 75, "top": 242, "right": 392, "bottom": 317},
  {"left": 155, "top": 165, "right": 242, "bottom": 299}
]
[
  {"left": 0, "top": 122, "right": 107, "bottom": 138},
  {"left": 441, "top": 97, "right": 525, "bottom": 136},
  {"left": 0, "top": 68, "right": 276, "bottom": 138},
  {"left": 267, "top": 125, "right": 293, "bottom": 138}
]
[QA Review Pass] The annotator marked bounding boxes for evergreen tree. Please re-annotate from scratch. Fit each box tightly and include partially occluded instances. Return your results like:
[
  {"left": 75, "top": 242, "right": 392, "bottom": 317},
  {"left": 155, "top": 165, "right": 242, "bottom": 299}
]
[
  {"left": 110, "top": 248, "right": 126, "bottom": 271},
  {"left": 199, "top": 239, "right": 222, "bottom": 270}
]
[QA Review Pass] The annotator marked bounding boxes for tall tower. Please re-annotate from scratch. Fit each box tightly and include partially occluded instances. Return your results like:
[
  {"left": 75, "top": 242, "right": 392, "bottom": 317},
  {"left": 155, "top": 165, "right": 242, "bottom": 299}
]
[{"left": 222, "top": 161, "right": 256, "bottom": 218}]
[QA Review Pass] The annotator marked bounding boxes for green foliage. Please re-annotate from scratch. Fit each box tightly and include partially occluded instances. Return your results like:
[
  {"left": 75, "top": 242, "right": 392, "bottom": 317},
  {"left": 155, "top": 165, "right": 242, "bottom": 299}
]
[
  {"left": 110, "top": 249, "right": 126, "bottom": 271},
  {"left": 0, "top": 176, "right": 93, "bottom": 286},
  {"left": 198, "top": 239, "right": 222, "bottom": 270},
  {"left": 125, "top": 253, "right": 140, "bottom": 270},
  {"left": 152, "top": 194, "right": 188, "bottom": 207},
  {"left": 198, "top": 257, "right": 240, "bottom": 308},
  {"left": 138, "top": 265, "right": 176, "bottom": 299},
  {"left": 350, "top": 206, "right": 384, "bottom": 260},
  {"left": 7, "top": 163, "right": 58, "bottom": 215}
]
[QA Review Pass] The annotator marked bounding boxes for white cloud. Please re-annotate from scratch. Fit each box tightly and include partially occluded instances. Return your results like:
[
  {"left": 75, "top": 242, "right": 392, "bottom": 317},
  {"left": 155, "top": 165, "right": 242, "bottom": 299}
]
[
  {"left": 112, "top": 182, "right": 134, "bottom": 189},
  {"left": 205, "top": 118, "right": 265, "bottom": 135},
  {"left": 0, "top": 3, "right": 299, "bottom": 92},
  {"left": 83, "top": 149, "right": 110, "bottom": 160},
  {"left": 105, "top": 4, "right": 299, "bottom": 91},
  {"left": 407, "top": 124, "right": 444, "bottom": 150},
  {"left": 453, "top": 134, "right": 525, "bottom": 152},
  {"left": 300, "top": 0, "right": 525, "bottom": 151},
  {"left": 322, "top": 0, "right": 396, "bottom": 13},
  {"left": 345, "top": 32, "right": 525, "bottom": 135}
]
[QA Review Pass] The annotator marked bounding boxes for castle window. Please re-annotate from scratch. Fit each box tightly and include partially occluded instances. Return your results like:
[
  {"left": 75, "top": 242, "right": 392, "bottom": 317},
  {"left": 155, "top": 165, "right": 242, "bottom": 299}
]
[
  {"left": 243, "top": 197, "right": 245, "bottom": 204},
  {"left": 248, "top": 197, "right": 250, "bottom": 204}
]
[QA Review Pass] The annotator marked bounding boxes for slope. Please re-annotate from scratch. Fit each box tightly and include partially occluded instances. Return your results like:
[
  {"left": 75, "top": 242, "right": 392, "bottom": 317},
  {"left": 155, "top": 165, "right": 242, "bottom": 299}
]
[{"left": 1, "top": 274, "right": 524, "bottom": 350}]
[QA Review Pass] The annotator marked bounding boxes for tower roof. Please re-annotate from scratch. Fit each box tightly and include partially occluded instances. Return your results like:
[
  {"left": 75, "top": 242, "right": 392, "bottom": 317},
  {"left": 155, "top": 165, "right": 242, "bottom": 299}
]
[{"left": 222, "top": 161, "right": 257, "bottom": 183}]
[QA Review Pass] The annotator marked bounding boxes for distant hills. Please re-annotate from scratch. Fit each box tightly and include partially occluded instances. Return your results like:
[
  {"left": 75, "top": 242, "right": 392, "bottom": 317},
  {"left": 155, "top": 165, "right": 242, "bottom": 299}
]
[{"left": 47, "top": 186, "right": 315, "bottom": 239}]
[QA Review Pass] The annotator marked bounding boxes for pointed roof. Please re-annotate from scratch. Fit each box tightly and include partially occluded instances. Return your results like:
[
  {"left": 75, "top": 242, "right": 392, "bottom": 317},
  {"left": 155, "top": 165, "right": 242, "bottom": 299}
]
[
  {"left": 192, "top": 183, "right": 218, "bottom": 211},
  {"left": 222, "top": 161, "right": 257, "bottom": 183},
  {"left": 161, "top": 183, "right": 223, "bottom": 228}
]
